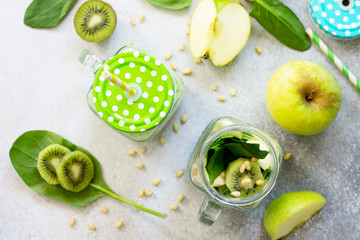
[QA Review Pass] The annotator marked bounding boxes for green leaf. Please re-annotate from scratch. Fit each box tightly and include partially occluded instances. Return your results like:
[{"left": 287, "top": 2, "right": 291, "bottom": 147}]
[
  {"left": 9, "top": 130, "right": 167, "bottom": 218},
  {"left": 224, "top": 142, "right": 268, "bottom": 160},
  {"left": 24, "top": 0, "right": 78, "bottom": 28},
  {"left": 146, "top": 0, "right": 192, "bottom": 10},
  {"left": 262, "top": 167, "right": 271, "bottom": 179},
  {"left": 206, "top": 148, "right": 226, "bottom": 184},
  {"left": 250, "top": 0, "right": 311, "bottom": 51}
]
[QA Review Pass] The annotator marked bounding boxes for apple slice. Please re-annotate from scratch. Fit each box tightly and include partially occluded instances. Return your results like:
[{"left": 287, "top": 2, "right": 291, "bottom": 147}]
[
  {"left": 263, "top": 191, "right": 326, "bottom": 240},
  {"left": 189, "top": 0, "right": 251, "bottom": 66}
]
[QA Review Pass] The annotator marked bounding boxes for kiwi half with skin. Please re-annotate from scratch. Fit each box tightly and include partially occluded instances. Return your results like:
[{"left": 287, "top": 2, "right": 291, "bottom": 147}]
[
  {"left": 225, "top": 158, "right": 265, "bottom": 198},
  {"left": 56, "top": 151, "right": 94, "bottom": 192},
  {"left": 37, "top": 144, "right": 71, "bottom": 185},
  {"left": 74, "top": 0, "right": 117, "bottom": 42}
]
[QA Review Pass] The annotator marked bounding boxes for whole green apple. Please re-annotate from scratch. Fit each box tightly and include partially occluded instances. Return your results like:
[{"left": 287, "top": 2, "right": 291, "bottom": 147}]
[
  {"left": 266, "top": 60, "right": 342, "bottom": 135},
  {"left": 263, "top": 191, "right": 326, "bottom": 240}
]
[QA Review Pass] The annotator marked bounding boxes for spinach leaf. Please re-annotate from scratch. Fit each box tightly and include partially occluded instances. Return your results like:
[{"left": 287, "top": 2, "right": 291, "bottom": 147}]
[
  {"left": 24, "top": 0, "right": 78, "bottom": 28},
  {"left": 9, "top": 130, "right": 167, "bottom": 218},
  {"left": 262, "top": 167, "right": 271, "bottom": 179},
  {"left": 206, "top": 148, "right": 226, "bottom": 184},
  {"left": 250, "top": 0, "right": 311, "bottom": 51},
  {"left": 215, "top": 185, "right": 231, "bottom": 197},
  {"left": 146, "top": 0, "right": 192, "bottom": 10},
  {"left": 224, "top": 142, "right": 268, "bottom": 160}
]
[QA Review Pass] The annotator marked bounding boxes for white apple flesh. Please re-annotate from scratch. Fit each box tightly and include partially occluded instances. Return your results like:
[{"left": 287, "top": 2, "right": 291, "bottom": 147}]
[{"left": 189, "top": 0, "right": 251, "bottom": 66}]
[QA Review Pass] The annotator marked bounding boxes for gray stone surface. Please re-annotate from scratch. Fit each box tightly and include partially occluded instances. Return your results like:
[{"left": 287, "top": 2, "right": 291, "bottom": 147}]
[{"left": 1, "top": 0, "right": 359, "bottom": 239}]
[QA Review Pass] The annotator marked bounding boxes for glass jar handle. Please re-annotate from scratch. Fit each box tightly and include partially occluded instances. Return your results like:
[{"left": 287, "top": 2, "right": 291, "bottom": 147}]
[
  {"left": 198, "top": 198, "right": 222, "bottom": 225},
  {"left": 78, "top": 49, "right": 103, "bottom": 74}
]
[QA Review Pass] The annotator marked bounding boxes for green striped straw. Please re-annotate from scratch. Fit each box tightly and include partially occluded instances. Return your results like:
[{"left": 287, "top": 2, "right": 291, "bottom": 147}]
[{"left": 306, "top": 28, "right": 360, "bottom": 91}]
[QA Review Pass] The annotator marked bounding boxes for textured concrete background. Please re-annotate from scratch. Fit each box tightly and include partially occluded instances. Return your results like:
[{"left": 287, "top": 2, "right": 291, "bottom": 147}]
[{"left": 1, "top": 0, "right": 359, "bottom": 239}]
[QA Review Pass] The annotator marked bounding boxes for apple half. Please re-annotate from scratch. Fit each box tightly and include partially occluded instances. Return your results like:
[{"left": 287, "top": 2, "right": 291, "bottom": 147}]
[
  {"left": 263, "top": 191, "right": 326, "bottom": 240},
  {"left": 189, "top": 0, "right": 251, "bottom": 66}
]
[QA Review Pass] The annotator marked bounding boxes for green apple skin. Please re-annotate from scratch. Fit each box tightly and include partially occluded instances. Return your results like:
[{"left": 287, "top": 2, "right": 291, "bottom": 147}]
[
  {"left": 266, "top": 60, "right": 342, "bottom": 135},
  {"left": 263, "top": 191, "right": 326, "bottom": 240}
]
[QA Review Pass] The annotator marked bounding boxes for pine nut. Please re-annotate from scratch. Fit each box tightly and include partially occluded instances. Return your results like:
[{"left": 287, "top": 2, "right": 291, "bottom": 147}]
[
  {"left": 176, "top": 169, "right": 184, "bottom": 178},
  {"left": 173, "top": 123, "right": 179, "bottom": 133},
  {"left": 152, "top": 178, "right": 161, "bottom": 186},
  {"left": 69, "top": 218, "right": 75, "bottom": 227},
  {"left": 88, "top": 224, "right": 96, "bottom": 231},
  {"left": 130, "top": 16, "right": 136, "bottom": 27},
  {"left": 181, "top": 113, "right": 188, "bottom": 124},
  {"left": 145, "top": 189, "right": 152, "bottom": 197},
  {"left": 220, "top": 171, "right": 225, "bottom": 178},
  {"left": 139, "top": 15, "right": 145, "bottom": 23},
  {"left": 186, "top": 27, "right": 190, "bottom": 35},
  {"left": 139, "top": 146, "right": 147, "bottom": 154},
  {"left": 193, "top": 165, "right": 198, "bottom": 176},
  {"left": 255, "top": 46, "right": 263, "bottom": 55},
  {"left": 182, "top": 69, "right": 192, "bottom": 75},
  {"left": 169, "top": 62, "right": 177, "bottom": 71},
  {"left": 179, "top": 41, "right": 185, "bottom": 51},
  {"left": 159, "top": 136, "right": 165, "bottom": 145},
  {"left": 245, "top": 160, "right": 251, "bottom": 171},
  {"left": 251, "top": 157, "right": 258, "bottom": 162},
  {"left": 101, "top": 207, "right": 108, "bottom": 213},
  {"left": 218, "top": 95, "right": 226, "bottom": 102},
  {"left": 178, "top": 194, "right": 185, "bottom": 203},
  {"left": 241, "top": 179, "right": 252, "bottom": 186},
  {"left": 169, "top": 204, "right": 178, "bottom": 210},
  {"left": 128, "top": 150, "right": 136, "bottom": 156},
  {"left": 138, "top": 189, "right": 145, "bottom": 197},
  {"left": 284, "top": 153, "right": 291, "bottom": 160},
  {"left": 125, "top": 41, "right": 133, "bottom": 45},
  {"left": 240, "top": 163, "right": 246, "bottom": 173},
  {"left": 230, "top": 88, "right": 237, "bottom": 97},
  {"left": 115, "top": 221, "right": 123, "bottom": 228},
  {"left": 256, "top": 180, "right": 265, "bottom": 185},
  {"left": 165, "top": 53, "right": 172, "bottom": 60},
  {"left": 212, "top": 84, "right": 217, "bottom": 91},
  {"left": 231, "top": 191, "right": 241, "bottom": 197},
  {"left": 194, "top": 58, "right": 201, "bottom": 64},
  {"left": 135, "top": 163, "right": 144, "bottom": 169}
]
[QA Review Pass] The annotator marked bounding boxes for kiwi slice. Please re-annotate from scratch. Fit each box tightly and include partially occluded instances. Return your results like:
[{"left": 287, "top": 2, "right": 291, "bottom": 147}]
[
  {"left": 37, "top": 144, "right": 71, "bottom": 185},
  {"left": 74, "top": 0, "right": 117, "bottom": 42},
  {"left": 56, "top": 151, "right": 94, "bottom": 192},
  {"left": 225, "top": 158, "right": 265, "bottom": 198}
]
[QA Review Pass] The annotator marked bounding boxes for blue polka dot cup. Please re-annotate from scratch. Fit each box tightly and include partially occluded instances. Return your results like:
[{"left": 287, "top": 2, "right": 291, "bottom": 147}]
[
  {"left": 310, "top": 0, "right": 360, "bottom": 39},
  {"left": 79, "top": 46, "right": 184, "bottom": 142}
]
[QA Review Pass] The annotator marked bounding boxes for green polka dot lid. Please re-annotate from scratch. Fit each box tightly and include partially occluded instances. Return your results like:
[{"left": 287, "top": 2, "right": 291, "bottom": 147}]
[{"left": 92, "top": 49, "right": 175, "bottom": 133}]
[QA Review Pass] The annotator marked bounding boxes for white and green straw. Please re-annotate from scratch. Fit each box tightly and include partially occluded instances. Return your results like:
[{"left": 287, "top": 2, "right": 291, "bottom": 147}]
[{"left": 306, "top": 28, "right": 360, "bottom": 92}]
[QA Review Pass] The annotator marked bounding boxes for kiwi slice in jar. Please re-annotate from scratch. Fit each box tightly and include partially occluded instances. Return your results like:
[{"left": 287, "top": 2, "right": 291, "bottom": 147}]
[
  {"left": 37, "top": 144, "right": 71, "bottom": 185},
  {"left": 225, "top": 158, "right": 265, "bottom": 198},
  {"left": 74, "top": 0, "right": 117, "bottom": 42},
  {"left": 56, "top": 151, "right": 94, "bottom": 192}
]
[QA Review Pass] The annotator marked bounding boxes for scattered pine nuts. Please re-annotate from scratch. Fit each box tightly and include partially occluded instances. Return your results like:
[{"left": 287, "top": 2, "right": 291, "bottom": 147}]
[
  {"left": 231, "top": 191, "right": 241, "bottom": 197},
  {"left": 135, "top": 163, "right": 144, "bottom": 169},
  {"left": 240, "top": 163, "right": 246, "bottom": 173},
  {"left": 256, "top": 180, "right": 265, "bottom": 185},
  {"left": 218, "top": 95, "right": 226, "bottom": 102},
  {"left": 251, "top": 157, "right": 258, "bottom": 162},
  {"left": 101, "top": 207, "right": 109, "bottom": 214},
  {"left": 178, "top": 194, "right": 185, "bottom": 203},
  {"left": 139, "top": 146, "right": 147, "bottom": 154},
  {"left": 128, "top": 150, "right": 136, "bottom": 156},
  {"left": 152, "top": 178, "right": 161, "bottom": 186},
  {"left": 69, "top": 218, "right": 76, "bottom": 227},
  {"left": 173, "top": 123, "right": 179, "bottom": 133},
  {"left": 179, "top": 41, "right": 185, "bottom": 51},
  {"left": 88, "top": 224, "right": 96, "bottom": 231},
  {"left": 115, "top": 221, "right": 123, "bottom": 229},
  {"left": 125, "top": 41, "right": 133, "bottom": 45},
  {"left": 284, "top": 153, "right": 291, "bottom": 160},
  {"left": 159, "top": 136, "right": 165, "bottom": 145},
  {"left": 130, "top": 16, "right": 136, "bottom": 27},
  {"left": 169, "top": 204, "right": 178, "bottom": 210},
  {"left": 255, "top": 46, "right": 263, "bottom": 55},
  {"left": 176, "top": 169, "right": 184, "bottom": 178},
  {"left": 245, "top": 160, "right": 251, "bottom": 171},
  {"left": 182, "top": 69, "right": 192, "bottom": 75},
  {"left": 186, "top": 27, "right": 190, "bottom": 35},
  {"left": 194, "top": 58, "right": 201, "bottom": 64},
  {"left": 230, "top": 88, "right": 237, "bottom": 97},
  {"left": 145, "top": 189, "right": 152, "bottom": 197},
  {"left": 169, "top": 62, "right": 177, "bottom": 71},
  {"left": 181, "top": 113, "right": 188, "bottom": 124},
  {"left": 212, "top": 84, "right": 218, "bottom": 91},
  {"left": 138, "top": 189, "right": 145, "bottom": 197},
  {"left": 165, "top": 53, "right": 172, "bottom": 60},
  {"left": 139, "top": 15, "right": 145, "bottom": 23},
  {"left": 241, "top": 179, "right": 252, "bottom": 187}
]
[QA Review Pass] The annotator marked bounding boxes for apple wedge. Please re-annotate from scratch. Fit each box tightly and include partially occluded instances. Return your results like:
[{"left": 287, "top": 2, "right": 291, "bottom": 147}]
[
  {"left": 189, "top": 0, "right": 251, "bottom": 66},
  {"left": 263, "top": 191, "right": 326, "bottom": 240}
]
